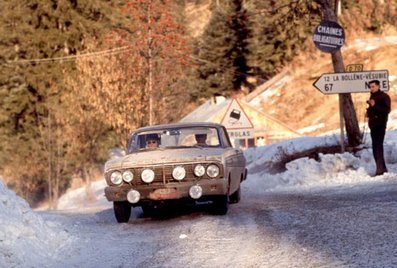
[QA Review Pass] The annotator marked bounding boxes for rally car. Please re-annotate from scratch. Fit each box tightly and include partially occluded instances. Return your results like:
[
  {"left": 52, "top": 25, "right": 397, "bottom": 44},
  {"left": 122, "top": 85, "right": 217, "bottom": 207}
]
[{"left": 104, "top": 122, "right": 247, "bottom": 223}]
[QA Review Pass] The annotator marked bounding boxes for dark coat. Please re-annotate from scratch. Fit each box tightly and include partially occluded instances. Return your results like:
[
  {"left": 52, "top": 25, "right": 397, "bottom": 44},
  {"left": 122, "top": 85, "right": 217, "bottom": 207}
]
[{"left": 367, "top": 90, "right": 391, "bottom": 129}]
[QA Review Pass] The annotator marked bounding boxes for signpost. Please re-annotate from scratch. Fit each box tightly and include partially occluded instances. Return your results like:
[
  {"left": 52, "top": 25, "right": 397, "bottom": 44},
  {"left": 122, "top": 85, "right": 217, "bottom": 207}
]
[
  {"left": 313, "top": 70, "right": 389, "bottom": 94},
  {"left": 312, "top": 20, "right": 345, "bottom": 53},
  {"left": 313, "top": 19, "right": 348, "bottom": 152},
  {"left": 221, "top": 99, "right": 254, "bottom": 139},
  {"left": 313, "top": 2, "right": 363, "bottom": 151}
]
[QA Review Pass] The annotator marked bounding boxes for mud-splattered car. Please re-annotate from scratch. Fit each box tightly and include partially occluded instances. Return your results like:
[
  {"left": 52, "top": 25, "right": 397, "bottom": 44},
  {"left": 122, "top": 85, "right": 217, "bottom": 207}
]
[{"left": 104, "top": 122, "right": 247, "bottom": 223}]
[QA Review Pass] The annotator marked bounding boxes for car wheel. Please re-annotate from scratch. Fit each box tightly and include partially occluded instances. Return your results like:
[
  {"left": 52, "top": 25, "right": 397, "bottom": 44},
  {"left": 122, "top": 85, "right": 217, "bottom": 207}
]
[
  {"left": 113, "top": 201, "right": 131, "bottom": 223},
  {"left": 229, "top": 186, "right": 241, "bottom": 204},
  {"left": 211, "top": 195, "right": 229, "bottom": 215}
]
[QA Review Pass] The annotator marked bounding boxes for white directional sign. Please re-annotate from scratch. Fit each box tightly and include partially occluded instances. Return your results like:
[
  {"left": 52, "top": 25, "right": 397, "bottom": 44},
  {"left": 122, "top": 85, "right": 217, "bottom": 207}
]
[
  {"left": 313, "top": 70, "right": 389, "bottom": 94},
  {"left": 221, "top": 99, "right": 254, "bottom": 139}
]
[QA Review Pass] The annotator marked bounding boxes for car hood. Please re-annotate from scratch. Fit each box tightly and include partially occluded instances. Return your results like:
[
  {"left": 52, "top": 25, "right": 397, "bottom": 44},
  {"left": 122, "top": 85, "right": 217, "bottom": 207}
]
[{"left": 105, "top": 148, "right": 226, "bottom": 170}]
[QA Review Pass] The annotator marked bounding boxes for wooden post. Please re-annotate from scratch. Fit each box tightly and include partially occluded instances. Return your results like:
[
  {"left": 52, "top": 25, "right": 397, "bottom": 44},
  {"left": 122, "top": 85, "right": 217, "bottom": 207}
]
[
  {"left": 317, "top": 0, "right": 362, "bottom": 149},
  {"left": 338, "top": 96, "right": 345, "bottom": 152},
  {"left": 147, "top": 0, "right": 153, "bottom": 125}
]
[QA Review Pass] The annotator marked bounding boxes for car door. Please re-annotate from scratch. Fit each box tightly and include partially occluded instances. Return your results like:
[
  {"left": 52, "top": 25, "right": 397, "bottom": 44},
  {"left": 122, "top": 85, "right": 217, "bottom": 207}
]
[{"left": 220, "top": 127, "right": 244, "bottom": 194}]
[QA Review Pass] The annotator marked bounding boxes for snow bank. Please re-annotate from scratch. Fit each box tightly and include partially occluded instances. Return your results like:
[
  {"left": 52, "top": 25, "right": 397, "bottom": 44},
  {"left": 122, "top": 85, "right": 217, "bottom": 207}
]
[
  {"left": 245, "top": 134, "right": 340, "bottom": 173},
  {"left": 57, "top": 180, "right": 109, "bottom": 210},
  {"left": 0, "top": 177, "right": 72, "bottom": 267},
  {"left": 245, "top": 130, "right": 397, "bottom": 193}
]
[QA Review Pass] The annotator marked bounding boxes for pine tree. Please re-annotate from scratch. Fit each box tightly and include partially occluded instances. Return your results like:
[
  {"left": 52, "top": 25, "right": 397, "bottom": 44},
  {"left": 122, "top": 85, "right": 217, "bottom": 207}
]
[
  {"left": 192, "top": 0, "right": 251, "bottom": 100},
  {"left": 0, "top": 0, "right": 125, "bottom": 206},
  {"left": 246, "top": 0, "right": 321, "bottom": 82}
]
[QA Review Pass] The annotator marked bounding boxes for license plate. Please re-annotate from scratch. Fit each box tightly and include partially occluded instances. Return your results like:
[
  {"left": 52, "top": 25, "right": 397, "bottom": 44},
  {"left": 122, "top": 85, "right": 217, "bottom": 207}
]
[{"left": 149, "top": 188, "right": 179, "bottom": 200}]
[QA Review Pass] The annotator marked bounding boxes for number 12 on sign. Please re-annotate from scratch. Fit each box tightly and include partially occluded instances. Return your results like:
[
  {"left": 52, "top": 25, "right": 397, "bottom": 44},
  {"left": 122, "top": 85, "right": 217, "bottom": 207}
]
[{"left": 323, "top": 77, "right": 334, "bottom": 91}]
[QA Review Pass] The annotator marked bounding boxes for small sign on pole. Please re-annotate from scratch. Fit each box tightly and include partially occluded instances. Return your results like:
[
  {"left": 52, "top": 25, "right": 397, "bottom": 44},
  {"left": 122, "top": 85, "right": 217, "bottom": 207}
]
[
  {"left": 312, "top": 20, "right": 345, "bottom": 53},
  {"left": 346, "top": 64, "right": 363, "bottom": 72}
]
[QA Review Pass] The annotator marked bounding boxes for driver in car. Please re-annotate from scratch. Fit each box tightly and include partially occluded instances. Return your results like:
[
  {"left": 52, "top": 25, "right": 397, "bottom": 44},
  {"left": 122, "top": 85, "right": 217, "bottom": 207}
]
[
  {"left": 146, "top": 134, "right": 160, "bottom": 149},
  {"left": 194, "top": 134, "right": 207, "bottom": 146}
]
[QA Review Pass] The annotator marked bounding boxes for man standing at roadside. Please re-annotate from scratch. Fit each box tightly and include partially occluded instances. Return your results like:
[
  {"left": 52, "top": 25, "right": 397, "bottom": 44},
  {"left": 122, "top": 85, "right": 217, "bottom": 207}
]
[{"left": 366, "top": 80, "right": 391, "bottom": 176}]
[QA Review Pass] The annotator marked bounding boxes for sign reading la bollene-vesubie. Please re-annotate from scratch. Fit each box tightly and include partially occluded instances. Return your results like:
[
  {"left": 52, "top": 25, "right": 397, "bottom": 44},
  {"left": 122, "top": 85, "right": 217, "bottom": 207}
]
[
  {"left": 313, "top": 70, "right": 389, "bottom": 94},
  {"left": 221, "top": 99, "right": 254, "bottom": 139},
  {"left": 312, "top": 20, "right": 345, "bottom": 53}
]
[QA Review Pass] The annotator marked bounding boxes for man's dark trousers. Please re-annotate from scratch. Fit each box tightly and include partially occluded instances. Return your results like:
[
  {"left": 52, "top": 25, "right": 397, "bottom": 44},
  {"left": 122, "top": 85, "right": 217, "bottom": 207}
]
[{"left": 370, "top": 126, "right": 387, "bottom": 175}]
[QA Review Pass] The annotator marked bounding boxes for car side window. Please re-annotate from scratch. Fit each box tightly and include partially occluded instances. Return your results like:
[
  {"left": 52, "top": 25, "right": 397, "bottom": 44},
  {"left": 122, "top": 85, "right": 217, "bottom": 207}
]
[{"left": 220, "top": 127, "right": 232, "bottom": 148}]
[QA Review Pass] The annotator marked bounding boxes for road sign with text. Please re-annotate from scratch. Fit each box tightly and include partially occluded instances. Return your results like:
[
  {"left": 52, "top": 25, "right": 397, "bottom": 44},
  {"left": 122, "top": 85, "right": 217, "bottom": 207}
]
[
  {"left": 313, "top": 70, "right": 389, "bottom": 95},
  {"left": 312, "top": 20, "right": 345, "bottom": 53}
]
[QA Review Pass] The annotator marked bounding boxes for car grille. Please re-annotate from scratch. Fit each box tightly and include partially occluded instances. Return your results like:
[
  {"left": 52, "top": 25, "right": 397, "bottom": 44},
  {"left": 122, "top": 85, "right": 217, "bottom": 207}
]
[
  {"left": 123, "top": 163, "right": 221, "bottom": 186},
  {"left": 133, "top": 164, "right": 195, "bottom": 184}
]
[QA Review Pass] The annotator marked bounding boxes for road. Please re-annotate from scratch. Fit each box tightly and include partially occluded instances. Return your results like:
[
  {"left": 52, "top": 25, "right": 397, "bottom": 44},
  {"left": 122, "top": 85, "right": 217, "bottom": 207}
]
[{"left": 39, "top": 177, "right": 397, "bottom": 268}]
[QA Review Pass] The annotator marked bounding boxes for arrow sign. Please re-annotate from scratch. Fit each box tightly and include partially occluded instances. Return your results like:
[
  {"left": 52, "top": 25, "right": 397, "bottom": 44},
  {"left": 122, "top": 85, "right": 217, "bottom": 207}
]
[{"left": 313, "top": 70, "right": 389, "bottom": 94}]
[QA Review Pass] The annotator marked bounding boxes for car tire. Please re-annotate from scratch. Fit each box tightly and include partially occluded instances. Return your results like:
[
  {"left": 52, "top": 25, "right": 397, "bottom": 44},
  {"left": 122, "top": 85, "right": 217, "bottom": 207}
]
[
  {"left": 229, "top": 186, "right": 241, "bottom": 204},
  {"left": 113, "top": 201, "right": 131, "bottom": 223},
  {"left": 211, "top": 195, "right": 229, "bottom": 215}
]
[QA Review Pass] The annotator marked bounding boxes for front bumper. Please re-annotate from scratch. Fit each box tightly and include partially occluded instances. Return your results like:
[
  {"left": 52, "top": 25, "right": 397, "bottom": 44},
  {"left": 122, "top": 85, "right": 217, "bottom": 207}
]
[{"left": 104, "top": 178, "right": 228, "bottom": 203}]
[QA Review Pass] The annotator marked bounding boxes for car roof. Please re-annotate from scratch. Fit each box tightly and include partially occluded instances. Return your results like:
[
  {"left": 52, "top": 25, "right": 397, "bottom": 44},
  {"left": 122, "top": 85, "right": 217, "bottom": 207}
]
[{"left": 133, "top": 122, "right": 224, "bottom": 133}]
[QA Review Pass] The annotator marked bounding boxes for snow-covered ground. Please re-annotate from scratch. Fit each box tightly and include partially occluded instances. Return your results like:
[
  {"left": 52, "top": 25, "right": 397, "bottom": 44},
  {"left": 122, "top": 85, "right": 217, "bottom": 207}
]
[
  {"left": 1, "top": 128, "right": 397, "bottom": 267},
  {"left": 0, "top": 178, "right": 72, "bottom": 267},
  {"left": 245, "top": 129, "right": 397, "bottom": 193}
]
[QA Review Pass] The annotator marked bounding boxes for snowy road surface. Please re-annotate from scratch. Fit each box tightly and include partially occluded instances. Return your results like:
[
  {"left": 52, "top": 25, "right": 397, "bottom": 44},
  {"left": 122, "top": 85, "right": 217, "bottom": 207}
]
[
  {"left": 40, "top": 176, "right": 397, "bottom": 268},
  {"left": 3, "top": 131, "right": 397, "bottom": 267}
]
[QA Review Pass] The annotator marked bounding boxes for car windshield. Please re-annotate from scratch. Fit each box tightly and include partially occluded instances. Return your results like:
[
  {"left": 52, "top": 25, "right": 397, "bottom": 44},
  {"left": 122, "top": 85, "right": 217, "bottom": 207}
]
[{"left": 128, "top": 126, "right": 221, "bottom": 152}]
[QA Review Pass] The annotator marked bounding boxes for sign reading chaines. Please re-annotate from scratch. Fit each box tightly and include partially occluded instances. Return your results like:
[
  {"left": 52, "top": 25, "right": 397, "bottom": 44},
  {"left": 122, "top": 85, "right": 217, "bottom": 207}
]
[{"left": 312, "top": 20, "right": 345, "bottom": 53}]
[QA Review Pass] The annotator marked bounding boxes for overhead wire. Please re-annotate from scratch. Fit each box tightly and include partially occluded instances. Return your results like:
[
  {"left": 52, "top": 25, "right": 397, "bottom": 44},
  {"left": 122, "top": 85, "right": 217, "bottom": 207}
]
[
  {"left": 4, "top": 41, "right": 265, "bottom": 83},
  {"left": 3, "top": 2, "right": 298, "bottom": 80},
  {"left": 5, "top": 45, "right": 135, "bottom": 65}
]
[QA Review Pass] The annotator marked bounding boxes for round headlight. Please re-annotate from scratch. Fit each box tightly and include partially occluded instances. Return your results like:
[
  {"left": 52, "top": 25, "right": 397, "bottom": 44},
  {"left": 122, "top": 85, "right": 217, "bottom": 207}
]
[
  {"left": 127, "top": 189, "right": 140, "bottom": 204},
  {"left": 194, "top": 164, "right": 205, "bottom": 177},
  {"left": 172, "top": 166, "right": 186, "bottom": 181},
  {"left": 189, "top": 185, "right": 203, "bottom": 199},
  {"left": 110, "top": 171, "right": 123, "bottom": 185},
  {"left": 206, "top": 164, "right": 220, "bottom": 178},
  {"left": 122, "top": 170, "right": 134, "bottom": 183},
  {"left": 141, "top": 169, "right": 155, "bottom": 183}
]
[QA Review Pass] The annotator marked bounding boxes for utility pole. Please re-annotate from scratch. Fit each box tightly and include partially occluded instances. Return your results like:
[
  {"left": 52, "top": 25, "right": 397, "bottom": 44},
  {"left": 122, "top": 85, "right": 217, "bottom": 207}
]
[
  {"left": 316, "top": 0, "right": 362, "bottom": 148},
  {"left": 147, "top": 0, "right": 153, "bottom": 125}
]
